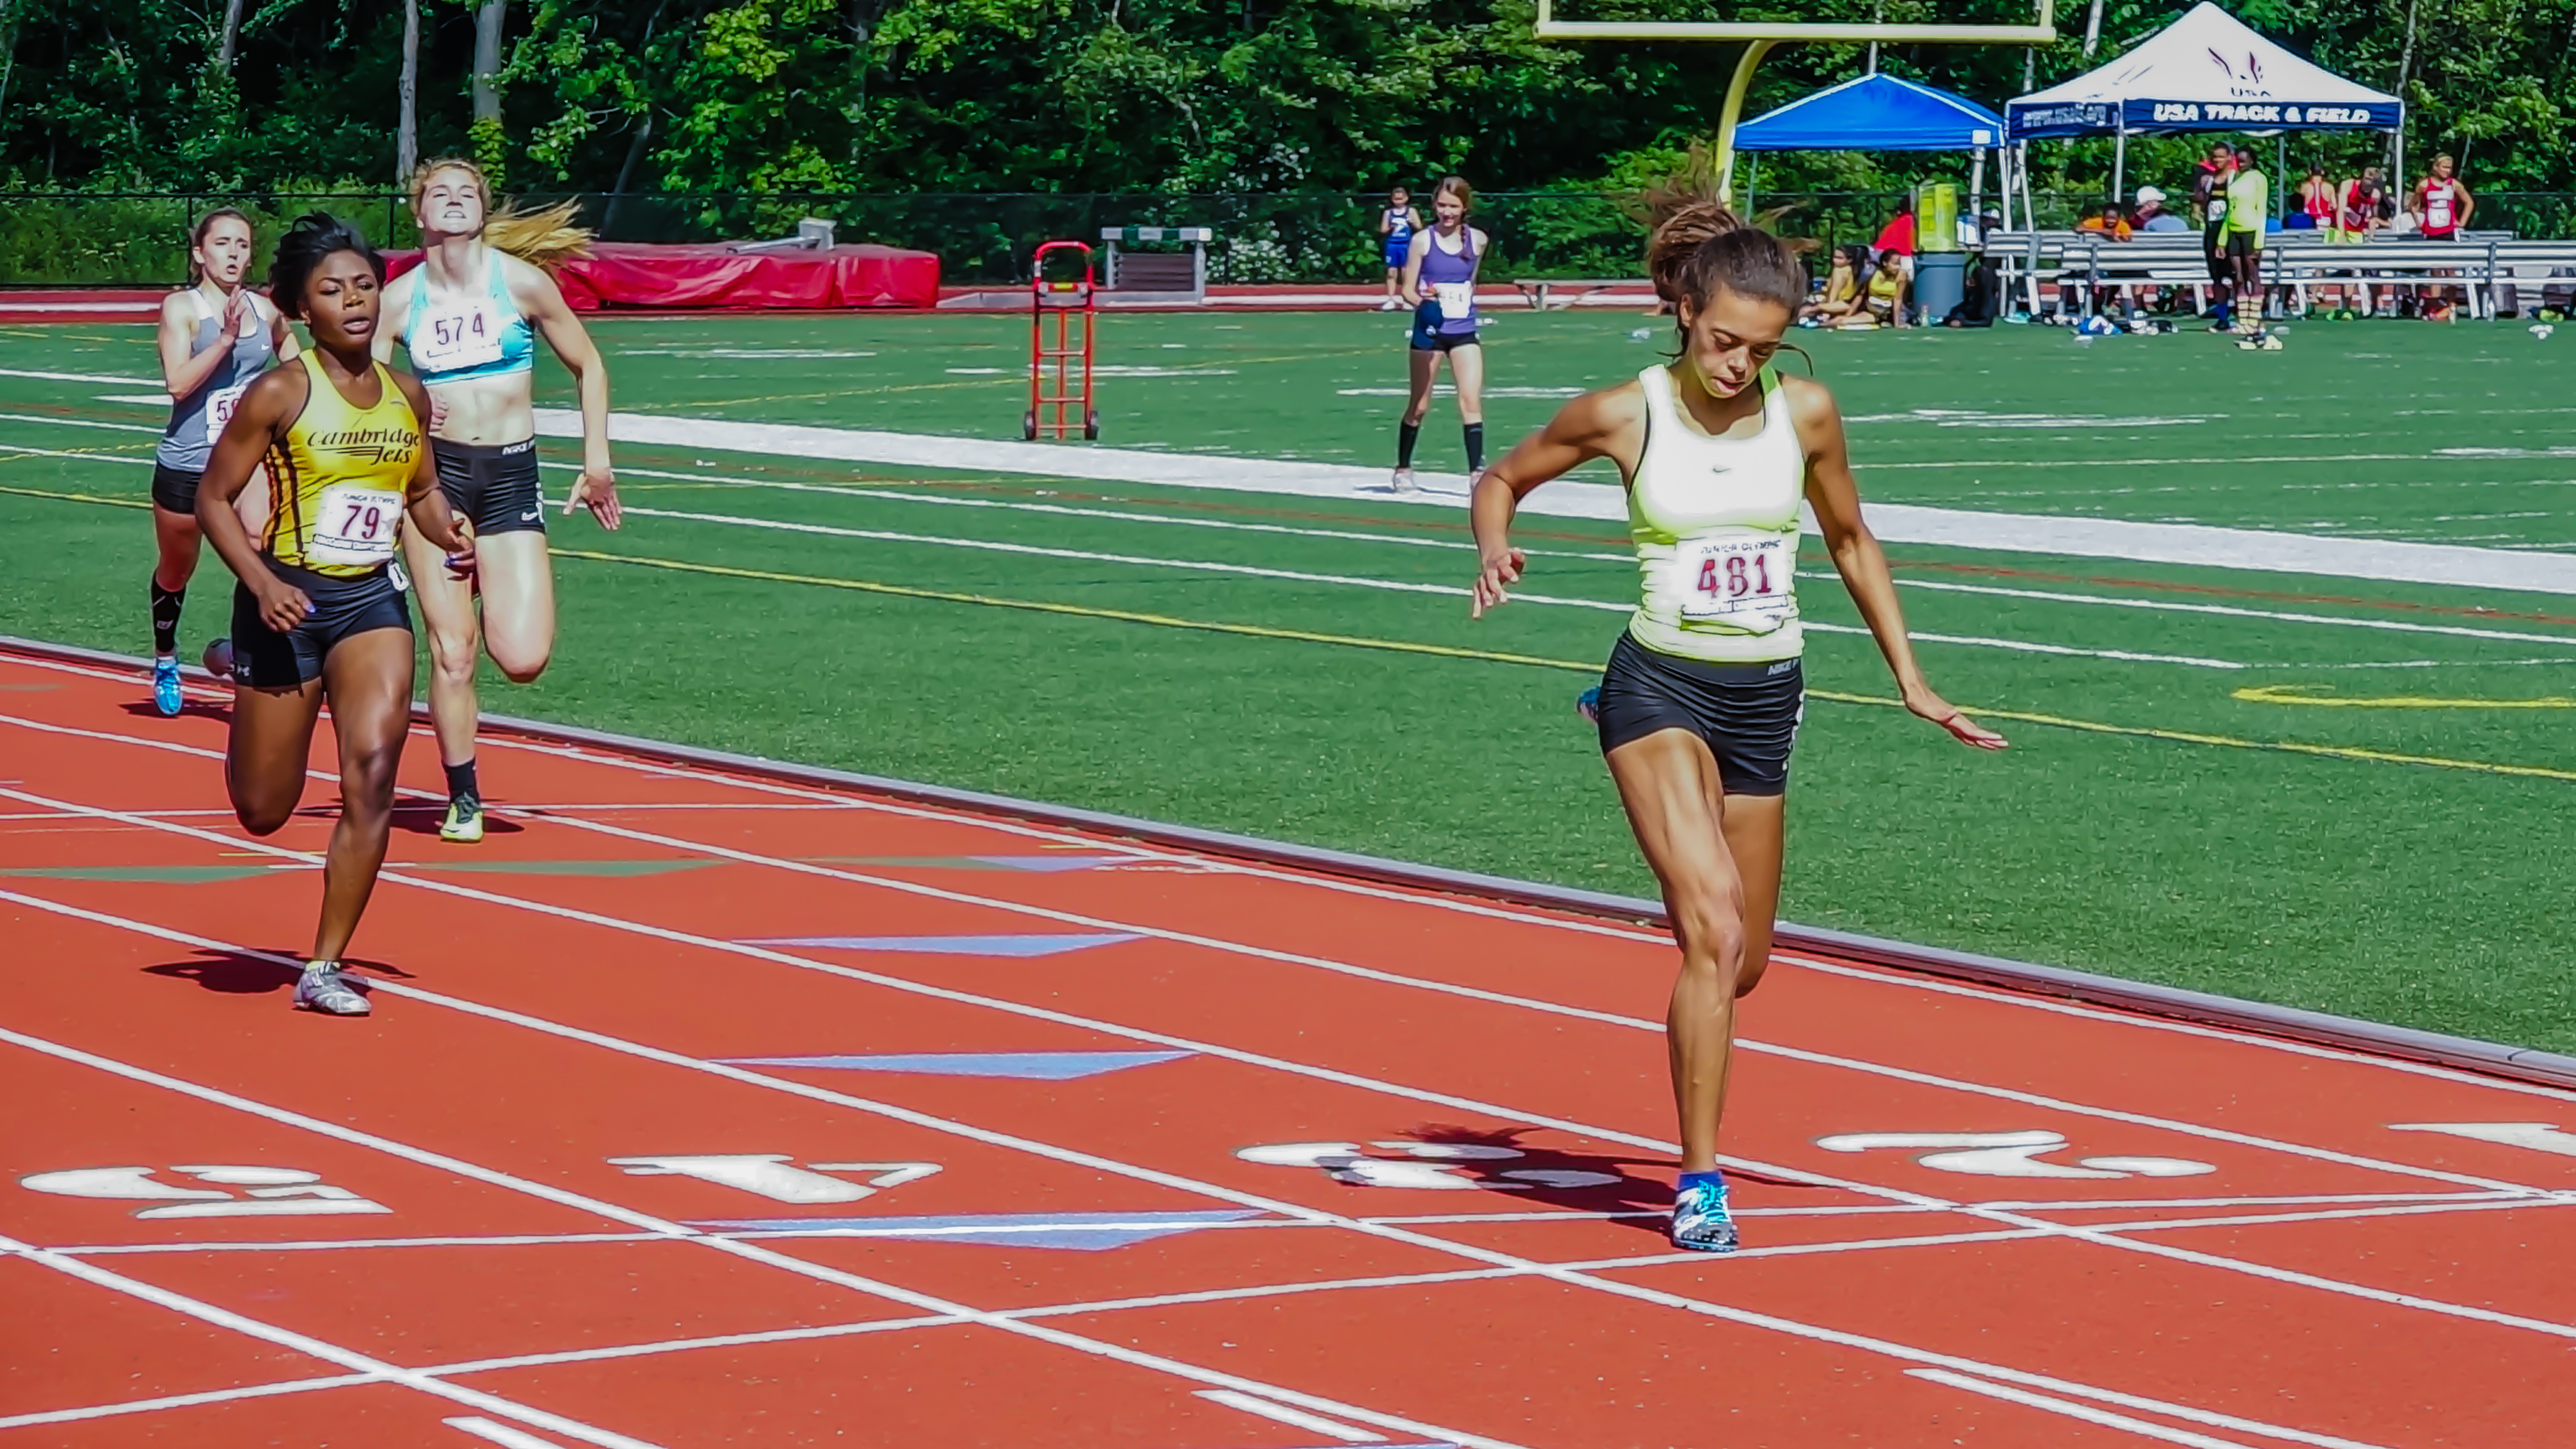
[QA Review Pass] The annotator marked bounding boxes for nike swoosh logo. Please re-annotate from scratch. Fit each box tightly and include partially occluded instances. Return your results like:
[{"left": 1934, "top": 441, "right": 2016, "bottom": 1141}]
[{"left": 519, "top": 511, "right": 541, "bottom": 521}]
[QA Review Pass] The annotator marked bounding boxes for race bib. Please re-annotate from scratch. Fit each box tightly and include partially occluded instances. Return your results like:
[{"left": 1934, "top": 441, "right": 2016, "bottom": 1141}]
[
  {"left": 307, "top": 483, "right": 405, "bottom": 568},
  {"left": 412, "top": 299, "right": 504, "bottom": 373},
  {"left": 1678, "top": 534, "right": 1795, "bottom": 631},
  {"left": 206, "top": 380, "right": 250, "bottom": 434},
  {"left": 2208, "top": 198, "right": 2227, "bottom": 224},
  {"left": 1432, "top": 281, "right": 1475, "bottom": 323}
]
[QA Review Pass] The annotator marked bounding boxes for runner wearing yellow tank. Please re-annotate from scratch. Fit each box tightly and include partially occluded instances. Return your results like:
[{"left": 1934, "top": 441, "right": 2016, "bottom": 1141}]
[
  {"left": 1468, "top": 198, "right": 2005, "bottom": 1253},
  {"left": 197, "top": 213, "right": 474, "bottom": 1018},
  {"left": 378, "top": 158, "right": 620, "bottom": 844}
]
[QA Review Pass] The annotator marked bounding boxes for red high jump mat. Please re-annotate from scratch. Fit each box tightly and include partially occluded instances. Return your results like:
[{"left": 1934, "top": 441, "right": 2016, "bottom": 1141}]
[{"left": 388, "top": 242, "right": 940, "bottom": 312}]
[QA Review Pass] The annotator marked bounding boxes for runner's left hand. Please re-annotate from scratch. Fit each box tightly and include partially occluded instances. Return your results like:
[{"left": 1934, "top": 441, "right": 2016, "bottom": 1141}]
[
  {"left": 568, "top": 466, "right": 621, "bottom": 531},
  {"left": 1471, "top": 546, "right": 1525, "bottom": 618},
  {"left": 1904, "top": 687, "right": 2008, "bottom": 750}
]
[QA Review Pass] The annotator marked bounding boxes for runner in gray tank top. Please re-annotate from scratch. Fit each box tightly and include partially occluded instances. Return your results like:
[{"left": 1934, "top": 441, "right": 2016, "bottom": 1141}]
[{"left": 148, "top": 208, "right": 297, "bottom": 717}]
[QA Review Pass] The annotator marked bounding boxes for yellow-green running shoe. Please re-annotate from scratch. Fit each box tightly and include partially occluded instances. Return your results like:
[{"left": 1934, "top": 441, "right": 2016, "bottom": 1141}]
[{"left": 438, "top": 796, "right": 485, "bottom": 844}]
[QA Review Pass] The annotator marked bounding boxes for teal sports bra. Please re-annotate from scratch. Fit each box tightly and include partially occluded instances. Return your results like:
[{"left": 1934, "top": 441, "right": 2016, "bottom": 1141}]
[{"left": 405, "top": 249, "right": 536, "bottom": 384}]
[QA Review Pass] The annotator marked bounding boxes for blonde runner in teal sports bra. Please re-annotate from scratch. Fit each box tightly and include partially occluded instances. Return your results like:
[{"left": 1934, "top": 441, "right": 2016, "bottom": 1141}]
[
  {"left": 1468, "top": 199, "right": 2006, "bottom": 1253},
  {"left": 376, "top": 158, "right": 620, "bottom": 844}
]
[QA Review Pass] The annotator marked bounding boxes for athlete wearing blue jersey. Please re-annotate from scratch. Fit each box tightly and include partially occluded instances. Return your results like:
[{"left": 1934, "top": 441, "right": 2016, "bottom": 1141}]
[{"left": 1377, "top": 185, "right": 1423, "bottom": 311}]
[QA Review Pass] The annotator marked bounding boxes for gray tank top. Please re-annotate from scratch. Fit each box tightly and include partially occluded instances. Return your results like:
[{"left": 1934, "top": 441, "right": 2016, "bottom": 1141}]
[{"left": 156, "top": 294, "right": 277, "bottom": 473}]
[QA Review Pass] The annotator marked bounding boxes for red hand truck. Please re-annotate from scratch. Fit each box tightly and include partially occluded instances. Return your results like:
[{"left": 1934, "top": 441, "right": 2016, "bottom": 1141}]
[{"left": 1024, "top": 240, "right": 1099, "bottom": 441}]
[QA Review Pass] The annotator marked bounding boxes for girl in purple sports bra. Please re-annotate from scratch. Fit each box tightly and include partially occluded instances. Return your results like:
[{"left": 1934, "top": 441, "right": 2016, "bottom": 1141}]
[{"left": 1392, "top": 176, "right": 1489, "bottom": 494}]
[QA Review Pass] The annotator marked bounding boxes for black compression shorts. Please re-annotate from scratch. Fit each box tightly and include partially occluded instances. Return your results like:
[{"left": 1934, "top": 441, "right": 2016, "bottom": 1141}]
[
  {"left": 228, "top": 562, "right": 411, "bottom": 689},
  {"left": 1410, "top": 302, "right": 1479, "bottom": 352},
  {"left": 433, "top": 438, "right": 546, "bottom": 536},
  {"left": 2223, "top": 229, "right": 2264, "bottom": 259},
  {"left": 1592, "top": 632, "right": 1804, "bottom": 796},
  {"left": 151, "top": 464, "right": 202, "bottom": 514}
]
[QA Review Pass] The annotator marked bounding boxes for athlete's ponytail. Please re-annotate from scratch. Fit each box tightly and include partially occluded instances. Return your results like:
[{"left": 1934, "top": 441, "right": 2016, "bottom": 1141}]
[
  {"left": 267, "top": 213, "right": 385, "bottom": 321},
  {"left": 1646, "top": 198, "right": 1807, "bottom": 317},
  {"left": 408, "top": 158, "right": 594, "bottom": 269}
]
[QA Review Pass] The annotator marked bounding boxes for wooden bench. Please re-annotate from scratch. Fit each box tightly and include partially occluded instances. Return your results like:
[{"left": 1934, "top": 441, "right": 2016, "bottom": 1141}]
[{"left": 1509, "top": 278, "right": 1658, "bottom": 310}]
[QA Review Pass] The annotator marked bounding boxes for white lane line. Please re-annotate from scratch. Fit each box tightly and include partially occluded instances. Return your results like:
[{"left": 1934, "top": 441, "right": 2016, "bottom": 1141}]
[
  {"left": 1909, "top": 1370, "right": 2265, "bottom": 1449},
  {"left": 9, "top": 647, "right": 2574, "bottom": 1141},
  {"left": 446, "top": 1419, "right": 576, "bottom": 1449},
  {"left": 0, "top": 411, "right": 161, "bottom": 434},
  {"left": 528, "top": 407, "right": 2576, "bottom": 595},
  {"left": 0, "top": 743, "right": 2555, "bottom": 1212},
  {"left": 0, "top": 1373, "right": 386, "bottom": 1432},
  {"left": 1846, "top": 571, "right": 2576, "bottom": 648},
  {"left": 550, "top": 460, "right": 1629, "bottom": 563},
  {"left": 0, "top": 368, "right": 158, "bottom": 385},
  {"left": 10, "top": 844, "right": 2574, "bottom": 1378},
  {"left": 607, "top": 498, "right": 2254, "bottom": 670},
  {"left": 0, "top": 983, "right": 1531, "bottom": 1449},
  {"left": 522, "top": 808, "right": 2564, "bottom": 1200},
  {"left": 1199, "top": 1390, "right": 1391, "bottom": 1442},
  {"left": 0, "top": 1230, "right": 671, "bottom": 1449},
  {"left": 9, "top": 672, "right": 2575, "bottom": 1185},
  {"left": 0, "top": 950, "right": 2408, "bottom": 1449}
]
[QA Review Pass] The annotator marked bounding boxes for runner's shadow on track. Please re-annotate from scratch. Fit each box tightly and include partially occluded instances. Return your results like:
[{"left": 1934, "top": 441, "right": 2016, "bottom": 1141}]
[
  {"left": 143, "top": 951, "right": 416, "bottom": 996},
  {"left": 116, "top": 698, "right": 228, "bottom": 723},
  {"left": 389, "top": 801, "right": 525, "bottom": 838},
  {"left": 1395, "top": 1125, "right": 1831, "bottom": 1238}
]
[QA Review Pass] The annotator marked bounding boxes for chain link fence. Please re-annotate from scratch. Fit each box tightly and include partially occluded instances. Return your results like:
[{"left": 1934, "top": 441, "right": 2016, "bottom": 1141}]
[{"left": 8, "top": 189, "right": 2572, "bottom": 288}]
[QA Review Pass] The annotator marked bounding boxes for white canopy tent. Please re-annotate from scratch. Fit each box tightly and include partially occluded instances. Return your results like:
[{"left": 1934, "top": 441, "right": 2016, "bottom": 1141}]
[{"left": 2003, "top": 2, "right": 2403, "bottom": 224}]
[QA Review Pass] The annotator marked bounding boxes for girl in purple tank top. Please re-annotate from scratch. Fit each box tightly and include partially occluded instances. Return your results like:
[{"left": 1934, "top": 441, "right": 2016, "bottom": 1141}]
[{"left": 1392, "top": 176, "right": 1490, "bottom": 493}]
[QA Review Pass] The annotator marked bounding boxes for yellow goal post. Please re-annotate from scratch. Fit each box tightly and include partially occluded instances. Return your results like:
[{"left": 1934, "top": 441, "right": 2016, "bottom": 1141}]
[{"left": 1532, "top": 1, "right": 2058, "bottom": 206}]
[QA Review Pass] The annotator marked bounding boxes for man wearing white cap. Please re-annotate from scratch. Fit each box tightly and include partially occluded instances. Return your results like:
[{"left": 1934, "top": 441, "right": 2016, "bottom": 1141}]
[{"left": 2133, "top": 187, "right": 2189, "bottom": 233}]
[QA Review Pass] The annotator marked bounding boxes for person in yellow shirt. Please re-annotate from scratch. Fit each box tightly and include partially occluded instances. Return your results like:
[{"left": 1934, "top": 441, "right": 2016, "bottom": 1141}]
[
  {"left": 196, "top": 213, "right": 474, "bottom": 1017},
  {"left": 2219, "top": 147, "right": 2269, "bottom": 333}
]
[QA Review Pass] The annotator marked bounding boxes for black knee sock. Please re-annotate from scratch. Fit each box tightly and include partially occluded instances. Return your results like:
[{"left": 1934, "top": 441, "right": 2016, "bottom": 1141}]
[
  {"left": 1397, "top": 421, "right": 1421, "bottom": 468},
  {"left": 443, "top": 759, "right": 480, "bottom": 805},
  {"left": 150, "top": 581, "right": 185, "bottom": 657},
  {"left": 1463, "top": 422, "right": 1486, "bottom": 472}
]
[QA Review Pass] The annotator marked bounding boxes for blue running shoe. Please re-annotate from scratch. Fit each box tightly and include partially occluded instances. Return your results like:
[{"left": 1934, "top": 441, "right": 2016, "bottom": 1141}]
[
  {"left": 151, "top": 656, "right": 183, "bottom": 717},
  {"left": 1577, "top": 686, "right": 1601, "bottom": 724},
  {"left": 1670, "top": 1174, "right": 1739, "bottom": 1253}
]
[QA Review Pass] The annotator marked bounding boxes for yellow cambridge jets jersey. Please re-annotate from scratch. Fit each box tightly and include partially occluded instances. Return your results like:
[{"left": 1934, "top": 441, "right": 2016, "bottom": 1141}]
[{"left": 263, "top": 352, "right": 422, "bottom": 579}]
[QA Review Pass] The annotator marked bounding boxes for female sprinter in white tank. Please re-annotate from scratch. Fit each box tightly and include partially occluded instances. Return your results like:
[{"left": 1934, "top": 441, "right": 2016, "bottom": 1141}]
[
  {"left": 1469, "top": 201, "right": 2006, "bottom": 1253},
  {"left": 377, "top": 159, "right": 619, "bottom": 843},
  {"left": 147, "top": 208, "right": 297, "bottom": 715}
]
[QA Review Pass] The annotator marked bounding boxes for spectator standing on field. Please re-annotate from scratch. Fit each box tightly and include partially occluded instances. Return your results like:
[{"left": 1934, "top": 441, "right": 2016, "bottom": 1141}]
[
  {"left": 2190, "top": 141, "right": 2234, "bottom": 317},
  {"left": 2219, "top": 146, "right": 2269, "bottom": 333}
]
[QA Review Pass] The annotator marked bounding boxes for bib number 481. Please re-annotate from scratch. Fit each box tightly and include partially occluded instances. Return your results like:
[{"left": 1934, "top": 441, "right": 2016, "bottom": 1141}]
[{"left": 1697, "top": 550, "right": 1774, "bottom": 603}]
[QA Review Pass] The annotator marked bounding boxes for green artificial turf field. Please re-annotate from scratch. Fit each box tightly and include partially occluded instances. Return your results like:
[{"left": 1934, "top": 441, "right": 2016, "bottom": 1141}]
[{"left": 3, "top": 309, "right": 2571, "bottom": 1050}]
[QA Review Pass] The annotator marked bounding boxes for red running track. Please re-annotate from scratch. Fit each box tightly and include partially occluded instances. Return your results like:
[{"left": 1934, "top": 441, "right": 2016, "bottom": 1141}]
[{"left": 1, "top": 642, "right": 2571, "bottom": 1449}]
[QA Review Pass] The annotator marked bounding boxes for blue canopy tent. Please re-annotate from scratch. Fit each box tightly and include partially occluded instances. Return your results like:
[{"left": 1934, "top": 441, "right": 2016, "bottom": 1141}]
[
  {"left": 1732, "top": 73, "right": 2007, "bottom": 246},
  {"left": 1735, "top": 72, "right": 2007, "bottom": 153}
]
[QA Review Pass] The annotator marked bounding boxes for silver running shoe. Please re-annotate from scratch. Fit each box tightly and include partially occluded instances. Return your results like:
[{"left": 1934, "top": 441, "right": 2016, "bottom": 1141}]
[{"left": 293, "top": 963, "right": 371, "bottom": 1017}]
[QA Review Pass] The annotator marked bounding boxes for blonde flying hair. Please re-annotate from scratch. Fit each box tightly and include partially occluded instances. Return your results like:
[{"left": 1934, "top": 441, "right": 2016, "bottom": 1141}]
[{"left": 408, "top": 158, "right": 594, "bottom": 268}]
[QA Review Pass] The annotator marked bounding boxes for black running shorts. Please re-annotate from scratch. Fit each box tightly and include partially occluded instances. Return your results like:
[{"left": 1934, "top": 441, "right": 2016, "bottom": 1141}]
[
  {"left": 2223, "top": 229, "right": 2264, "bottom": 259},
  {"left": 150, "top": 464, "right": 203, "bottom": 514},
  {"left": 433, "top": 438, "right": 546, "bottom": 536},
  {"left": 228, "top": 562, "right": 411, "bottom": 688},
  {"left": 1593, "top": 632, "right": 1804, "bottom": 796},
  {"left": 1410, "top": 302, "right": 1479, "bottom": 352}
]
